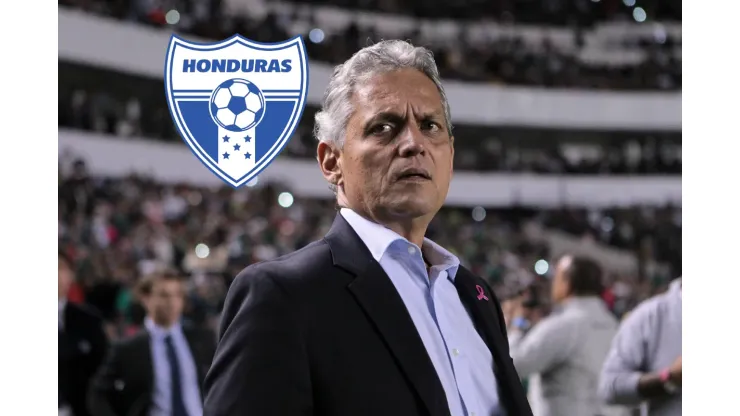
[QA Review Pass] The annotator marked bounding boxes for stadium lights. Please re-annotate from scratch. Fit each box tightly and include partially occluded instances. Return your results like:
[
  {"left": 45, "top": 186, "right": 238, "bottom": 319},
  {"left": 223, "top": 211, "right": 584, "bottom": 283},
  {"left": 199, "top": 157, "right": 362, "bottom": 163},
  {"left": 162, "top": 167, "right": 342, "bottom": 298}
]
[
  {"left": 633, "top": 7, "right": 647, "bottom": 22},
  {"left": 534, "top": 259, "right": 549, "bottom": 276},
  {"left": 472, "top": 206, "right": 486, "bottom": 222},
  {"left": 309, "top": 29, "right": 325, "bottom": 44},
  {"left": 278, "top": 192, "right": 294, "bottom": 208},
  {"left": 165, "top": 10, "right": 180, "bottom": 25},
  {"left": 195, "top": 243, "right": 210, "bottom": 259}
]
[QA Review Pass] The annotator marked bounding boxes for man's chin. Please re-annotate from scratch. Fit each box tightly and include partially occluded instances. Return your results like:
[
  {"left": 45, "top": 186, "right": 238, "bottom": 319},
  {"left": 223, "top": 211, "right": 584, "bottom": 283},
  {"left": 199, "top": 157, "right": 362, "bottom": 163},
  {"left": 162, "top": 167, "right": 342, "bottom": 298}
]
[{"left": 383, "top": 197, "right": 439, "bottom": 219}]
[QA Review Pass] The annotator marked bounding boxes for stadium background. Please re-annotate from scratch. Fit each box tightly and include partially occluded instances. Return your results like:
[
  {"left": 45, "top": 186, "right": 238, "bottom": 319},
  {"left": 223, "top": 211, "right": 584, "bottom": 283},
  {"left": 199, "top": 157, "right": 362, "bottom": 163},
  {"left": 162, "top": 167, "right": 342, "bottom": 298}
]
[{"left": 58, "top": 0, "right": 680, "bottom": 413}]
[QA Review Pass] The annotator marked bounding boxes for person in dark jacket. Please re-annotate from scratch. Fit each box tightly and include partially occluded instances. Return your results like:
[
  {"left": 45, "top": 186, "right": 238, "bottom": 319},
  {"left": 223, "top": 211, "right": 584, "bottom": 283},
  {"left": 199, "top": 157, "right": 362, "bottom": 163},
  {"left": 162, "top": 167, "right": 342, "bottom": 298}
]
[
  {"left": 88, "top": 271, "right": 215, "bottom": 416},
  {"left": 59, "top": 250, "right": 108, "bottom": 416}
]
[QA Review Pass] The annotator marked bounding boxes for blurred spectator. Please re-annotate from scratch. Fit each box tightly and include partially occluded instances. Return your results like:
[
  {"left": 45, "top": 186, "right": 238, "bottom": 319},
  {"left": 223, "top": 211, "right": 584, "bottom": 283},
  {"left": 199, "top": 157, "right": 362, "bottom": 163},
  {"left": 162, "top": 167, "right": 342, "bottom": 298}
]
[
  {"left": 88, "top": 271, "right": 216, "bottom": 416},
  {"left": 59, "top": 159, "right": 94, "bottom": 217},
  {"left": 57, "top": 159, "right": 679, "bottom": 333},
  {"left": 507, "top": 255, "right": 621, "bottom": 416},
  {"left": 59, "top": 250, "right": 109, "bottom": 416},
  {"left": 599, "top": 277, "right": 682, "bottom": 416}
]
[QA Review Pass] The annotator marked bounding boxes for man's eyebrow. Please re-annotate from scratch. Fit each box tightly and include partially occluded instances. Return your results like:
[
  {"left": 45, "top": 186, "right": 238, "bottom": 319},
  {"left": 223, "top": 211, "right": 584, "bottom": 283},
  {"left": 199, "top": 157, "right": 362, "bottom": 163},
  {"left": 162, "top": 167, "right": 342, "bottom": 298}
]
[
  {"left": 365, "top": 110, "right": 444, "bottom": 124},
  {"left": 363, "top": 112, "right": 405, "bottom": 127},
  {"left": 419, "top": 111, "right": 445, "bottom": 120}
]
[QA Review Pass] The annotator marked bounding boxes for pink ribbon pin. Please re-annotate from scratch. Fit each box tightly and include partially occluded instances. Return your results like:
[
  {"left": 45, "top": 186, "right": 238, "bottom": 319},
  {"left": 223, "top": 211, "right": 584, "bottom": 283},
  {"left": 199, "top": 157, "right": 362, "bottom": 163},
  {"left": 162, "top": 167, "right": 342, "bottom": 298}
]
[{"left": 476, "top": 285, "right": 489, "bottom": 301}]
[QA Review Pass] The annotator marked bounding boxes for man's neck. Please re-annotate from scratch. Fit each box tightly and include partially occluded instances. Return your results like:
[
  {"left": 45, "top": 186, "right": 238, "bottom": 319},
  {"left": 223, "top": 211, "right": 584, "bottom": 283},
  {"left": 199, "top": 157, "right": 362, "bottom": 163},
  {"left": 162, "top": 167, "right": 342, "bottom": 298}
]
[
  {"left": 561, "top": 295, "right": 601, "bottom": 306},
  {"left": 339, "top": 196, "right": 433, "bottom": 247},
  {"left": 147, "top": 317, "right": 179, "bottom": 331},
  {"left": 384, "top": 221, "right": 427, "bottom": 248}
]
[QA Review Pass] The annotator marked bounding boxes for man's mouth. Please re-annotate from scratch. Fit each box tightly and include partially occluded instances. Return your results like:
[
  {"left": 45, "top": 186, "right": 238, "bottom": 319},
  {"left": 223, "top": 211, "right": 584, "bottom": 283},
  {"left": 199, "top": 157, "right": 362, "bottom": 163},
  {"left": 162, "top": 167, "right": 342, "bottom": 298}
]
[{"left": 396, "top": 168, "right": 432, "bottom": 181}]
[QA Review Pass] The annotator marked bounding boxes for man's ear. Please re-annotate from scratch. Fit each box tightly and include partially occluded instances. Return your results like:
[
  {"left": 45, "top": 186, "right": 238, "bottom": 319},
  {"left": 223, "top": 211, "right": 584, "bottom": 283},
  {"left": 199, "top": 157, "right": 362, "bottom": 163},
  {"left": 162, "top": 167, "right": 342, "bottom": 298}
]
[{"left": 317, "top": 141, "right": 342, "bottom": 189}]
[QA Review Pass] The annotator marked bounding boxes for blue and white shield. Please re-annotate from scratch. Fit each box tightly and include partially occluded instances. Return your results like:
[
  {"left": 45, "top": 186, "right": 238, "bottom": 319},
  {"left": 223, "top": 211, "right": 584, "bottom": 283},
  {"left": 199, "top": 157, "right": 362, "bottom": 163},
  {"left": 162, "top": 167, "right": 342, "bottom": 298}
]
[{"left": 164, "top": 35, "right": 308, "bottom": 187}]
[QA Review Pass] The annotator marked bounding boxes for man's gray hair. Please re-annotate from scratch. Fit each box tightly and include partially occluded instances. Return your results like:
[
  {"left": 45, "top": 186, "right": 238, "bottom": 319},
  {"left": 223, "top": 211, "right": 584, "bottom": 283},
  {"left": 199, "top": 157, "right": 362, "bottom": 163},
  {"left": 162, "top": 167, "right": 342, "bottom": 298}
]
[{"left": 313, "top": 40, "right": 453, "bottom": 150}]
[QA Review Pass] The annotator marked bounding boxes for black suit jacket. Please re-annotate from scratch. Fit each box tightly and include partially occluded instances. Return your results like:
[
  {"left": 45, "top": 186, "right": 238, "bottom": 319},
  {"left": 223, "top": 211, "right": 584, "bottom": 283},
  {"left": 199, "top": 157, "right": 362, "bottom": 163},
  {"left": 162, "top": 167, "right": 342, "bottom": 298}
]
[
  {"left": 59, "top": 302, "right": 109, "bottom": 416},
  {"left": 203, "top": 214, "right": 533, "bottom": 416},
  {"left": 88, "top": 325, "right": 216, "bottom": 416}
]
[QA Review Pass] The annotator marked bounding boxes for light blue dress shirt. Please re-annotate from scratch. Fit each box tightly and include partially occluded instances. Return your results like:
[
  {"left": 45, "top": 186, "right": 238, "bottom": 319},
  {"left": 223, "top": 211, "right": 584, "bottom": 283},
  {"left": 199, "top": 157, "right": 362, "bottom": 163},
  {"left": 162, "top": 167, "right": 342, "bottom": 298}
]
[
  {"left": 341, "top": 208, "right": 503, "bottom": 416},
  {"left": 145, "top": 318, "right": 203, "bottom": 416}
]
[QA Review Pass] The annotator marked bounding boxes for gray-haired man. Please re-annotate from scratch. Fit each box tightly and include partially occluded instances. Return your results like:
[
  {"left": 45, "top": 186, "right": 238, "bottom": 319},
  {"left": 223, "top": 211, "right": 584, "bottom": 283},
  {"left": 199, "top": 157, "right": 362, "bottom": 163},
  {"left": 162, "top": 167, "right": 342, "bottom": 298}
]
[{"left": 203, "top": 40, "right": 533, "bottom": 416}]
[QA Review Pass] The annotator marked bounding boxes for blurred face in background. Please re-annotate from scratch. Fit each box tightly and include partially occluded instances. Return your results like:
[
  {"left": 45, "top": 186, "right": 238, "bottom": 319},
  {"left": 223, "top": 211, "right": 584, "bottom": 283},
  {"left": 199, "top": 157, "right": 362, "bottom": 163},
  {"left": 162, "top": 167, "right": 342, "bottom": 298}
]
[
  {"left": 551, "top": 256, "right": 573, "bottom": 304},
  {"left": 144, "top": 277, "right": 185, "bottom": 328},
  {"left": 331, "top": 68, "right": 454, "bottom": 224},
  {"left": 72, "top": 160, "right": 88, "bottom": 179},
  {"left": 58, "top": 254, "right": 74, "bottom": 300},
  {"left": 523, "top": 304, "right": 545, "bottom": 325}
]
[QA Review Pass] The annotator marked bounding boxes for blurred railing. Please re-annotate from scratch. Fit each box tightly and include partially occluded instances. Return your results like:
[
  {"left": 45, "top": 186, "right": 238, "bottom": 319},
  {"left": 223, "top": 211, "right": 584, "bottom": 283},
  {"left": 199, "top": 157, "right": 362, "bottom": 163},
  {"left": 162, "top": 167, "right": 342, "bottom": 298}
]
[{"left": 59, "top": 128, "right": 681, "bottom": 208}]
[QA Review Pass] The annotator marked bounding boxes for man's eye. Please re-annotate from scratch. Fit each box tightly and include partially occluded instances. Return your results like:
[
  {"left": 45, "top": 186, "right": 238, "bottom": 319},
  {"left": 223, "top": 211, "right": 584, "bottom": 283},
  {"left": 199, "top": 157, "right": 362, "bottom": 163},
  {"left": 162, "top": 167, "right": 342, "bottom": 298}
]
[
  {"left": 370, "top": 124, "right": 393, "bottom": 135},
  {"left": 422, "top": 121, "right": 442, "bottom": 132}
]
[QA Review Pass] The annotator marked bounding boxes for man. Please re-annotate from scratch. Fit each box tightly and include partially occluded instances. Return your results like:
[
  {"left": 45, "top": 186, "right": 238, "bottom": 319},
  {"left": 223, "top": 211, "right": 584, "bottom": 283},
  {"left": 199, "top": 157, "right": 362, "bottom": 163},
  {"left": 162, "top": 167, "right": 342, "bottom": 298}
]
[
  {"left": 203, "top": 40, "right": 533, "bottom": 416},
  {"left": 507, "top": 256, "right": 621, "bottom": 416},
  {"left": 88, "top": 272, "right": 216, "bottom": 416},
  {"left": 59, "top": 250, "right": 109, "bottom": 416},
  {"left": 599, "top": 277, "right": 682, "bottom": 416}
]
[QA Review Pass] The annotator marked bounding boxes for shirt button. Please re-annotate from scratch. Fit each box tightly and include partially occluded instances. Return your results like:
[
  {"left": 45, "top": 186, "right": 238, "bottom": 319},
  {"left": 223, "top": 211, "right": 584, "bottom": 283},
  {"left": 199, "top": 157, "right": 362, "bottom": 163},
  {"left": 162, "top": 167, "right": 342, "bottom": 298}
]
[
  {"left": 407, "top": 246, "right": 416, "bottom": 255},
  {"left": 452, "top": 348, "right": 460, "bottom": 357},
  {"left": 471, "top": 412, "right": 476, "bottom": 416}
]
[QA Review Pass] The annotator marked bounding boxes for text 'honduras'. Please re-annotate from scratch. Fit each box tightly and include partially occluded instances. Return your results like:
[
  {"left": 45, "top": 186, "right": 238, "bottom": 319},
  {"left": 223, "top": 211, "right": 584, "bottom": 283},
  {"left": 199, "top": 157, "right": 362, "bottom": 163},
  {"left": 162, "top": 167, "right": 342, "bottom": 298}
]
[{"left": 182, "top": 59, "right": 293, "bottom": 73}]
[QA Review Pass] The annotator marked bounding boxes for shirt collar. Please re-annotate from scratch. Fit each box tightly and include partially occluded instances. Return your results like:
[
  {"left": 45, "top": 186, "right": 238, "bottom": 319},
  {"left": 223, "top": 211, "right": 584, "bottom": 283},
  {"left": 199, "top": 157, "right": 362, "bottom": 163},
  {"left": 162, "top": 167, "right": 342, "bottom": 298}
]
[
  {"left": 340, "top": 208, "right": 460, "bottom": 279},
  {"left": 562, "top": 295, "right": 605, "bottom": 311},
  {"left": 144, "top": 317, "right": 183, "bottom": 340}
]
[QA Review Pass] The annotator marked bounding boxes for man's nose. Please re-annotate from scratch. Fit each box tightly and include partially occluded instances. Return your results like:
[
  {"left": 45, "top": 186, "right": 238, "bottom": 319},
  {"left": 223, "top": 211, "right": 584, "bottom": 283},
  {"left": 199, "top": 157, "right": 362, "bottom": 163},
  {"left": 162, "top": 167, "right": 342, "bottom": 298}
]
[{"left": 397, "top": 124, "right": 425, "bottom": 157}]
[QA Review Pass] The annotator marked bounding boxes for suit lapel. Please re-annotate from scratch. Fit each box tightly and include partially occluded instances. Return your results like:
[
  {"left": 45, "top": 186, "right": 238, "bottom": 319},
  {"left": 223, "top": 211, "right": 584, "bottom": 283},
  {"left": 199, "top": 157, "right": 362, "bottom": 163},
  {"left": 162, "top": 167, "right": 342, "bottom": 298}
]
[
  {"left": 453, "top": 269, "right": 529, "bottom": 415},
  {"left": 325, "top": 214, "right": 450, "bottom": 416}
]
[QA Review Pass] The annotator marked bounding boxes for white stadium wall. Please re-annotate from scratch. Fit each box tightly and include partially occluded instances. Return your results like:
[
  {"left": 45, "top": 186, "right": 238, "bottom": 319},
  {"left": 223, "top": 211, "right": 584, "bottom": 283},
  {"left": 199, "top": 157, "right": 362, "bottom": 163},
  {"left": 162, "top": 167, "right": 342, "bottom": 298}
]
[{"left": 59, "top": 129, "right": 681, "bottom": 208}]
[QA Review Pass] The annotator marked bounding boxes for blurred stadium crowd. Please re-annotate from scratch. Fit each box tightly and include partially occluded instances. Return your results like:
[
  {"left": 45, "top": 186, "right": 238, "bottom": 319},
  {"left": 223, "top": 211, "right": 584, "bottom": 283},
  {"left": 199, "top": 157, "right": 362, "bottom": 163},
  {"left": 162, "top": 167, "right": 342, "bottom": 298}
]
[
  {"left": 60, "top": 0, "right": 680, "bottom": 90},
  {"left": 283, "top": 0, "right": 681, "bottom": 23},
  {"left": 59, "top": 156, "right": 680, "bottom": 340}
]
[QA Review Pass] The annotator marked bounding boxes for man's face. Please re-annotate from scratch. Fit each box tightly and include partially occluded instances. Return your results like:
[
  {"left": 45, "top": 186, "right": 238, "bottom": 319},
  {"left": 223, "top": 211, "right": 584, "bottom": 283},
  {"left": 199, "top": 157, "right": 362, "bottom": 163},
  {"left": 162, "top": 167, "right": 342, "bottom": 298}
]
[
  {"left": 58, "top": 256, "right": 73, "bottom": 300},
  {"left": 145, "top": 279, "right": 185, "bottom": 327},
  {"left": 326, "top": 68, "right": 454, "bottom": 221}
]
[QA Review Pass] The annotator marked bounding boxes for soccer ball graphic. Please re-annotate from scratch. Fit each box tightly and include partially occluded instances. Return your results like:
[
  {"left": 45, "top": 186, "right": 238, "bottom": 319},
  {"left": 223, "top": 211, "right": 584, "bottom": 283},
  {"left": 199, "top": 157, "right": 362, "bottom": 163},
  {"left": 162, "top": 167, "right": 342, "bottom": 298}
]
[{"left": 209, "top": 79, "right": 265, "bottom": 132}]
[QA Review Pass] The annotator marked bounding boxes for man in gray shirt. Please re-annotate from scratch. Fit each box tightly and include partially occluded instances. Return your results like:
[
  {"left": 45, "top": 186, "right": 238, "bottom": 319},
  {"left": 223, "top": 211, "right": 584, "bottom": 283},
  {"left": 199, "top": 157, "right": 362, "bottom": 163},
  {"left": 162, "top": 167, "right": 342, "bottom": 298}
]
[
  {"left": 508, "top": 255, "right": 620, "bottom": 416},
  {"left": 599, "top": 278, "right": 682, "bottom": 415}
]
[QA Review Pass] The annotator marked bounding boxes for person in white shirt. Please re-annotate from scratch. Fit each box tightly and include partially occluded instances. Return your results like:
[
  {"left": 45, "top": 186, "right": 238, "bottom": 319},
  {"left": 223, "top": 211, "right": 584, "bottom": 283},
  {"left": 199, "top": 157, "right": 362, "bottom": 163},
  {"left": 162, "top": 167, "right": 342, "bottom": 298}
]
[{"left": 599, "top": 278, "right": 682, "bottom": 416}]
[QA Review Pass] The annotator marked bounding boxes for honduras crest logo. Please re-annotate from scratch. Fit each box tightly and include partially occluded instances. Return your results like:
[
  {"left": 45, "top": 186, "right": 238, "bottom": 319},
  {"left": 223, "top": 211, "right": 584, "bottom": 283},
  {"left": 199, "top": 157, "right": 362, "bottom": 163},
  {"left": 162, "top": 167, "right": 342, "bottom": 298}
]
[{"left": 164, "top": 35, "right": 308, "bottom": 187}]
